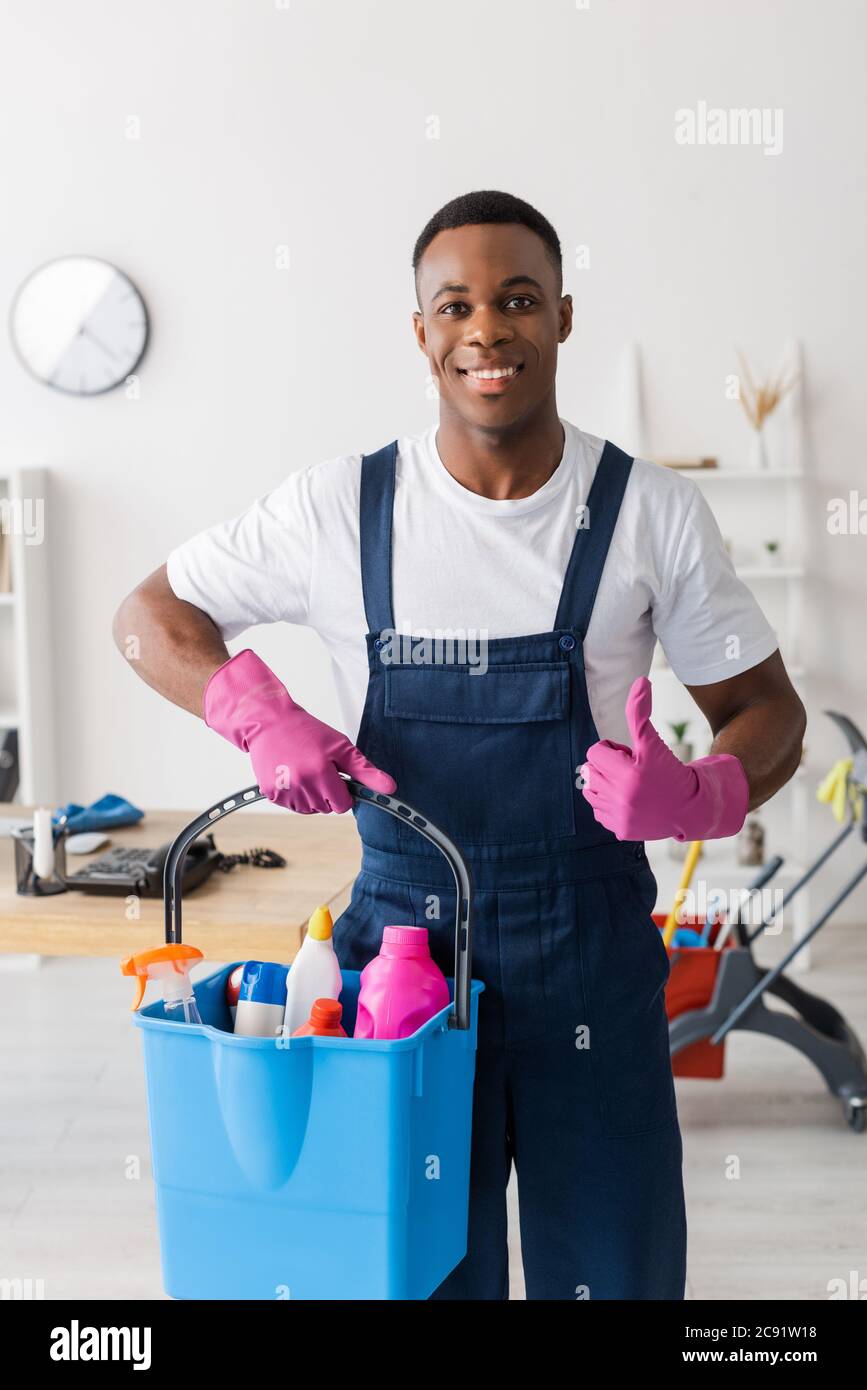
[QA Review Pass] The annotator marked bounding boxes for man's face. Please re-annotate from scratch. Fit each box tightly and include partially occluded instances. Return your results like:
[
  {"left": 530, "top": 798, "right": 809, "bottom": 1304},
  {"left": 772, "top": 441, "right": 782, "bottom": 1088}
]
[{"left": 413, "top": 222, "right": 572, "bottom": 430}]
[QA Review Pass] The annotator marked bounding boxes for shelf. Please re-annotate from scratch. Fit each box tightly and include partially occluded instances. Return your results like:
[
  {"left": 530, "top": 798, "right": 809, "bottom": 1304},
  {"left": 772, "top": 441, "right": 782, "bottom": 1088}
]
[
  {"left": 670, "top": 468, "right": 803, "bottom": 481},
  {"left": 625, "top": 339, "right": 813, "bottom": 954},
  {"left": 736, "top": 565, "right": 804, "bottom": 579},
  {"left": 646, "top": 842, "right": 807, "bottom": 913},
  {"left": 0, "top": 466, "right": 56, "bottom": 801},
  {"left": 647, "top": 848, "right": 807, "bottom": 882}
]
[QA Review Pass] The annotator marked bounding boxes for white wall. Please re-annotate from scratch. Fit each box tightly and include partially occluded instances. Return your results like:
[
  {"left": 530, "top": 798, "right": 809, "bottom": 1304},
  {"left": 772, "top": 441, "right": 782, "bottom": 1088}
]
[{"left": 2, "top": 0, "right": 866, "bottom": 908}]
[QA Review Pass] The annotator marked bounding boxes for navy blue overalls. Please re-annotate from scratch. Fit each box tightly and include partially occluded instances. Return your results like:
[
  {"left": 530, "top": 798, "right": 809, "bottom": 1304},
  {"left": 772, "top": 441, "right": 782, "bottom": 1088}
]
[{"left": 333, "top": 438, "right": 688, "bottom": 1300}]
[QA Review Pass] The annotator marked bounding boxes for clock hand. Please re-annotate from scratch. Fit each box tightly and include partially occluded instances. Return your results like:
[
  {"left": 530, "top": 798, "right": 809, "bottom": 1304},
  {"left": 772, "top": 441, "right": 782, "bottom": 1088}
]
[{"left": 78, "top": 324, "right": 121, "bottom": 362}]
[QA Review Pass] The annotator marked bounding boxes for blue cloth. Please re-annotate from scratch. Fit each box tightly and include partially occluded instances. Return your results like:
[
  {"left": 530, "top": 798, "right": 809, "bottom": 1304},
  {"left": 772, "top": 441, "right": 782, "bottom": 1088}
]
[
  {"left": 332, "top": 439, "right": 687, "bottom": 1300},
  {"left": 53, "top": 794, "right": 144, "bottom": 834},
  {"left": 672, "top": 927, "right": 707, "bottom": 948}
]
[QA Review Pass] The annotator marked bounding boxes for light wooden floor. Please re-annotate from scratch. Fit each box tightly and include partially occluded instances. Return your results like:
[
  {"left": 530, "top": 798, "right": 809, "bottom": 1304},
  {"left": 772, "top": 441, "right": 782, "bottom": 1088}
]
[{"left": 2, "top": 928, "right": 865, "bottom": 1301}]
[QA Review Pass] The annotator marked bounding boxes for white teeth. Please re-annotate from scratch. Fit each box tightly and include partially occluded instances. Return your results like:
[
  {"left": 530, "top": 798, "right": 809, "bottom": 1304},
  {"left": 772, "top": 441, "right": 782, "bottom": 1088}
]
[{"left": 465, "top": 366, "right": 519, "bottom": 379}]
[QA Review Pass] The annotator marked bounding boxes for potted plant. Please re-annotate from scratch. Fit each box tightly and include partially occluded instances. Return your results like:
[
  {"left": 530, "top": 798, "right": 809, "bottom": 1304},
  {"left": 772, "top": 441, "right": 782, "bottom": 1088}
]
[
  {"left": 668, "top": 721, "right": 693, "bottom": 763},
  {"left": 764, "top": 539, "right": 781, "bottom": 565}
]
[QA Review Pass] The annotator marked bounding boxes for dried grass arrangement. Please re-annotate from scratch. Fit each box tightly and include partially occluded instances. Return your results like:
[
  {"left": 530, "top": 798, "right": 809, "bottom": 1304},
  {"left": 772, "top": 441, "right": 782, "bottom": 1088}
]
[{"left": 736, "top": 351, "right": 800, "bottom": 431}]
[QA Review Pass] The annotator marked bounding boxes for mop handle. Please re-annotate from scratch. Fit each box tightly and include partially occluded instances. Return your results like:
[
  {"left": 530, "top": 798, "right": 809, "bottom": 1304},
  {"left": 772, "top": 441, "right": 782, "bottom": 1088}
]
[
  {"left": 162, "top": 779, "right": 475, "bottom": 1032},
  {"left": 662, "top": 840, "right": 703, "bottom": 948}
]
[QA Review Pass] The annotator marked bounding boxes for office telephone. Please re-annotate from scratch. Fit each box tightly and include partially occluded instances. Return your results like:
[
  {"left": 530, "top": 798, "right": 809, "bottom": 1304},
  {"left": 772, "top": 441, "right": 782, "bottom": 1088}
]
[{"left": 64, "top": 834, "right": 222, "bottom": 897}]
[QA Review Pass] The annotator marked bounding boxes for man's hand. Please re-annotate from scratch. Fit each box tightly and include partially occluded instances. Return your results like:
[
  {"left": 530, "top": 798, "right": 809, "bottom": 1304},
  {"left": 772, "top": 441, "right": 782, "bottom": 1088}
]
[
  {"left": 204, "top": 649, "right": 396, "bottom": 814},
  {"left": 581, "top": 676, "right": 750, "bottom": 842}
]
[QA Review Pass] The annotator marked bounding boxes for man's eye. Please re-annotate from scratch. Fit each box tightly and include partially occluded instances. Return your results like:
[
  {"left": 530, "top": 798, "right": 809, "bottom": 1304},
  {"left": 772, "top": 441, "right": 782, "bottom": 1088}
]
[{"left": 439, "top": 296, "right": 535, "bottom": 316}]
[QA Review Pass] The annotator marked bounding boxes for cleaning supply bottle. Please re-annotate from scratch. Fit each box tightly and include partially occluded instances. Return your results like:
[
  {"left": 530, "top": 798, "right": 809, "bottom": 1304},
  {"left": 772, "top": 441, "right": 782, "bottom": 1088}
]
[
  {"left": 282, "top": 906, "right": 343, "bottom": 1037},
  {"left": 120, "top": 943, "right": 205, "bottom": 1023},
  {"left": 354, "top": 926, "right": 449, "bottom": 1040},
  {"left": 291, "top": 998, "right": 348, "bottom": 1037},
  {"left": 226, "top": 964, "right": 244, "bottom": 1026},
  {"left": 234, "top": 961, "right": 289, "bottom": 1038}
]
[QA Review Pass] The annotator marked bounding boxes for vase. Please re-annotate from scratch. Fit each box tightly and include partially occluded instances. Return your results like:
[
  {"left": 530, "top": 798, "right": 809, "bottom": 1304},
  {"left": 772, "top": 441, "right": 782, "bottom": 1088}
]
[
  {"left": 737, "top": 815, "right": 765, "bottom": 867},
  {"left": 750, "top": 428, "right": 769, "bottom": 470}
]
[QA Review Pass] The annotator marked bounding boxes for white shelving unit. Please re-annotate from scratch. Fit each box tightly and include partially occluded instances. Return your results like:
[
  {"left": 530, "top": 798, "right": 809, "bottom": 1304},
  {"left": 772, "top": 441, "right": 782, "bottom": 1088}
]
[
  {"left": 620, "top": 342, "right": 812, "bottom": 966},
  {"left": 0, "top": 466, "right": 57, "bottom": 807}
]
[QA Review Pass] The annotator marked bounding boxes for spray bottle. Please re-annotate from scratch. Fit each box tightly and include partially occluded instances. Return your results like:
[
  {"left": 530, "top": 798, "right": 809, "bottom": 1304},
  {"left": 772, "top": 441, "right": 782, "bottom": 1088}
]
[{"left": 120, "top": 943, "right": 205, "bottom": 1023}]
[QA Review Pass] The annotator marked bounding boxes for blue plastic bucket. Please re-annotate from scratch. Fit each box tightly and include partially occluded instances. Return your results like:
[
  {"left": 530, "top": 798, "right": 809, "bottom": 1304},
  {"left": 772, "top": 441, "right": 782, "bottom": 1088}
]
[{"left": 132, "top": 779, "right": 482, "bottom": 1301}]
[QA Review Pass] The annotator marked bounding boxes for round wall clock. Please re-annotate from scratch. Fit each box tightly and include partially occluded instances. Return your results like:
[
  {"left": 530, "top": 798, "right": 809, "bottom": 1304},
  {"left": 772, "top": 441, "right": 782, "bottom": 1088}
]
[{"left": 9, "top": 255, "right": 149, "bottom": 395}]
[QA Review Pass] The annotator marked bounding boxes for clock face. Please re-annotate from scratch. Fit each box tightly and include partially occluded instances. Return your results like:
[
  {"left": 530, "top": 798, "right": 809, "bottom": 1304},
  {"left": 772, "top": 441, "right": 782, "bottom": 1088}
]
[{"left": 10, "top": 256, "right": 148, "bottom": 395}]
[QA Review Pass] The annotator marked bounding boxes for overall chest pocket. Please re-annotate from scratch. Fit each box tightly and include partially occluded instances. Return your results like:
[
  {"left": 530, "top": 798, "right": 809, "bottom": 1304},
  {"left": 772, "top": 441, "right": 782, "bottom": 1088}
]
[{"left": 385, "top": 662, "right": 576, "bottom": 848}]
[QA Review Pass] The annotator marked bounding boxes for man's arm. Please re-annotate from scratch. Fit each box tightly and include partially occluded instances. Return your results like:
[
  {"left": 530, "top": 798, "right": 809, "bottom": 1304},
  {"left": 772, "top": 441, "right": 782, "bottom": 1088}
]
[
  {"left": 582, "top": 652, "right": 805, "bottom": 843},
  {"left": 112, "top": 563, "right": 229, "bottom": 717},
  {"left": 112, "top": 562, "right": 397, "bottom": 812},
  {"left": 685, "top": 649, "right": 806, "bottom": 811}
]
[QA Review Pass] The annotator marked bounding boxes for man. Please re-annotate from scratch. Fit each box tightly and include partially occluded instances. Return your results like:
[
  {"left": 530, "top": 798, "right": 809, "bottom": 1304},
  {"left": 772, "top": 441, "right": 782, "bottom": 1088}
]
[{"left": 114, "top": 189, "right": 805, "bottom": 1300}]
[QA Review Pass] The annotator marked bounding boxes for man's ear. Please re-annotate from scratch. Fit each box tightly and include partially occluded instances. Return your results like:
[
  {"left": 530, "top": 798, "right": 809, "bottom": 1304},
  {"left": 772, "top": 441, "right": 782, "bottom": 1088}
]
[
  {"left": 558, "top": 294, "right": 574, "bottom": 344},
  {"left": 412, "top": 309, "right": 428, "bottom": 355}
]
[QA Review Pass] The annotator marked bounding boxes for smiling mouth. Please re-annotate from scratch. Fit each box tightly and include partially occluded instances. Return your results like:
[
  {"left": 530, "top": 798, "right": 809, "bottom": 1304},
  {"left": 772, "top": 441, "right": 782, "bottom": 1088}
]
[{"left": 457, "top": 363, "right": 525, "bottom": 393}]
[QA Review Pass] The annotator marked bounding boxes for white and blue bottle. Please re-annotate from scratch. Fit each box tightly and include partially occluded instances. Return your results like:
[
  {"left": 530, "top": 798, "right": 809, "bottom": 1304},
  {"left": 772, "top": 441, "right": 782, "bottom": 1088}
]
[{"left": 233, "top": 961, "right": 289, "bottom": 1039}]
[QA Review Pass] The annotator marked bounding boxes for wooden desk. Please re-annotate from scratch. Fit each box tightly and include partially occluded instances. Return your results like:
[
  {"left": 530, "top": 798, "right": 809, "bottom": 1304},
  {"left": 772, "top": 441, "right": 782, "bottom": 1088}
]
[{"left": 0, "top": 803, "right": 362, "bottom": 960}]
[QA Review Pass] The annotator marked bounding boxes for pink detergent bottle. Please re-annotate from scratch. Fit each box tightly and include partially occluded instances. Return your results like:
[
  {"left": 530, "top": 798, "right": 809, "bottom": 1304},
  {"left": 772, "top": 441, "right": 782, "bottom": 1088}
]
[{"left": 354, "top": 926, "right": 450, "bottom": 1040}]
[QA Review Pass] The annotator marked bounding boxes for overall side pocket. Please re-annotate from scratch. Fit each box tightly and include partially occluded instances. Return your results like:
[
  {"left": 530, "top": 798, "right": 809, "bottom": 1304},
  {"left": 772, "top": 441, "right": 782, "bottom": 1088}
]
[{"left": 579, "top": 869, "right": 677, "bottom": 1139}]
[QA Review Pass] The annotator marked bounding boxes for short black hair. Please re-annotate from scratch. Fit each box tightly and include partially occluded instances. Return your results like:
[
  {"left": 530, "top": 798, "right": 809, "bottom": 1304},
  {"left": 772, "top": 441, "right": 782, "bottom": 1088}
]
[{"left": 413, "top": 189, "right": 563, "bottom": 299}]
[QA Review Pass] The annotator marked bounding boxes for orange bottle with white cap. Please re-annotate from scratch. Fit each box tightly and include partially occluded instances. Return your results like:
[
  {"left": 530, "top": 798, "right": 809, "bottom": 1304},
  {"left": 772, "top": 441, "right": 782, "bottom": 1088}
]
[{"left": 120, "top": 943, "right": 205, "bottom": 1024}]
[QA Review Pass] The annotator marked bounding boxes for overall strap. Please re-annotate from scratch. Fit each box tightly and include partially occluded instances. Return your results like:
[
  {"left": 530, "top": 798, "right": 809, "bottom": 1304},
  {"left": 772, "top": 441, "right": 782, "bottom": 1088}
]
[
  {"left": 553, "top": 441, "right": 634, "bottom": 638},
  {"left": 359, "top": 440, "right": 398, "bottom": 634}
]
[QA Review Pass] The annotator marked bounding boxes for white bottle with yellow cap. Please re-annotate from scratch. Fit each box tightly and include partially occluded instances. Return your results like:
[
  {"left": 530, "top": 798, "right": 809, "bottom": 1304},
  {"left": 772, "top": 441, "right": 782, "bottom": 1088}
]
[{"left": 282, "top": 906, "right": 343, "bottom": 1037}]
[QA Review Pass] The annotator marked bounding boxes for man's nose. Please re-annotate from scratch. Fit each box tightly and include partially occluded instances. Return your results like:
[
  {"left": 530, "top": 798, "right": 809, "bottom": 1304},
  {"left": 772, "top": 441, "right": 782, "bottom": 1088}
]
[{"left": 463, "top": 305, "right": 515, "bottom": 347}]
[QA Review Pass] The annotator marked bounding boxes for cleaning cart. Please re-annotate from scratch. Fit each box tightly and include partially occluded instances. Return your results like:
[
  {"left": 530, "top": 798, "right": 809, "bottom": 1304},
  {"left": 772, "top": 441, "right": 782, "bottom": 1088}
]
[
  {"left": 663, "top": 711, "right": 867, "bottom": 1132},
  {"left": 130, "top": 779, "right": 483, "bottom": 1301}
]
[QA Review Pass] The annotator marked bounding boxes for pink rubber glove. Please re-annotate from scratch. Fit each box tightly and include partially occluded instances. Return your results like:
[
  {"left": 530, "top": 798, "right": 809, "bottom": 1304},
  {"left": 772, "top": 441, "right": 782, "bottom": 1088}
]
[
  {"left": 203, "top": 649, "right": 396, "bottom": 814},
  {"left": 581, "top": 677, "right": 749, "bottom": 842}
]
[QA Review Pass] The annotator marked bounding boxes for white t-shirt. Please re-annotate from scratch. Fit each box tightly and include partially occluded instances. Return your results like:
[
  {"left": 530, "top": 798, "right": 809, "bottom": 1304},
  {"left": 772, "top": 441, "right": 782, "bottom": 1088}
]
[{"left": 166, "top": 419, "right": 778, "bottom": 746}]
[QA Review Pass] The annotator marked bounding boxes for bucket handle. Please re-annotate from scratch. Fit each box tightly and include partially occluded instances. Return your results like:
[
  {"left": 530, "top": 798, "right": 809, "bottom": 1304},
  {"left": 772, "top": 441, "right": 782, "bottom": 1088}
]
[{"left": 162, "top": 778, "right": 475, "bottom": 1031}]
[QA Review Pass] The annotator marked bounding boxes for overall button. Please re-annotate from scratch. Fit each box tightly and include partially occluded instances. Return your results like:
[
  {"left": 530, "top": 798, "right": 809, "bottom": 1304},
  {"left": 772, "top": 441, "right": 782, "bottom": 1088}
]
[
  {"left": 373, "top": 638, "right": 385, "bottom": 651},
  {"left": 558, "top": 634, "right": 575, "bottom": 651}
]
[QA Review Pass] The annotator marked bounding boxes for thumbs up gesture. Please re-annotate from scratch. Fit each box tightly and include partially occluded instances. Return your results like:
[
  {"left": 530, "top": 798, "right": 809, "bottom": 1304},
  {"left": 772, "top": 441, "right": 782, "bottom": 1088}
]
[{"left": 580, "top": 677, "right": 749, "bottom": 842}]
